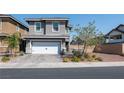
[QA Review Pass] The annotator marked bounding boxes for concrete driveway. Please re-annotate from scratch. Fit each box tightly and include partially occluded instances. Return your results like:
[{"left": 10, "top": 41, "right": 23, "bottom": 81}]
[{"left": 10, "top": 54, "right": 63, "bottom": 63}]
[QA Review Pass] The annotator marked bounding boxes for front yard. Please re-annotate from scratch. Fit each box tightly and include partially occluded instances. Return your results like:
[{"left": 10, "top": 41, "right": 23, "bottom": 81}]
[
  {"left": 0, "top": 52, "right": 124, "bottom": 63},
  {"left": 95, "top": 53, "right": 124, "bottom": 62},
  {"left": 62, "top": 52, "right": 124, "bottom": 62}
]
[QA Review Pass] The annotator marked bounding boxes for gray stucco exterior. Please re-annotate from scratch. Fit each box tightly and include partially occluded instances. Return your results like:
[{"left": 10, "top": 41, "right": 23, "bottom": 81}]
[
  {"left": 24, "top": 18, "right": 70, "bottom": 54},
  {"left": 28, "top": 20, "right": 67, "bottom": 35}
]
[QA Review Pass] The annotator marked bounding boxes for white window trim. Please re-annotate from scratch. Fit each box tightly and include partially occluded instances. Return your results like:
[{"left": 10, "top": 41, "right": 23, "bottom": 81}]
[
  {"left": 16, "top": 26, "right": 20, "bottom": 31},
  {"left": 0, "top": 18, "right": 2, "bottom": 30},
  {"left": 110, "top": 34, "right": 122, "bottom": 40},
  {"left": 52, "top": 21, "right": 60, "bottom": 32},
  {"left": 34, "top": 22, "right": 42, "bottom": 32}
]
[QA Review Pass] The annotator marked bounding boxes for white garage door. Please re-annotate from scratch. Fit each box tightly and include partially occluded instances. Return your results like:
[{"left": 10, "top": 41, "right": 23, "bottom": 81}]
[{"left": 32, "top": 42, "right": 60, "bottom": 54}]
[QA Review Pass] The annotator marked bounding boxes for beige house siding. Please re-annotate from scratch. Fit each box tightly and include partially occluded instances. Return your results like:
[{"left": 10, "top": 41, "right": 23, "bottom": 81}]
[
  {"left": 0, "top": 47, "right": 7, "bottom": 52},
  {"left": 0, "top": 18, "right": 8, "bottom": 33},
  {"left": 0, "top": 17, "right": 28, "bottom": 53},
  {"left": 0, "top": 18, "right": 28, "bottom": 35}
]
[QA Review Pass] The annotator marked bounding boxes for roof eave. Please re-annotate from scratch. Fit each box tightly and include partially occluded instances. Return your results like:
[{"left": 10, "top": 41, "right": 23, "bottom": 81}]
[
  {"left": 25, "top": 18, "right": 69, "bottom": 22},
  {"left": 0, "top": 15, "right": 28, "bottom": 29},
  {"left": 22, "top": 35, "right": 69, "bottom": 39}
]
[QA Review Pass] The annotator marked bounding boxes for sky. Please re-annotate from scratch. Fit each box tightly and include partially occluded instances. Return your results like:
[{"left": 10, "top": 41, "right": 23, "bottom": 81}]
[{"left": 12, "top": 14, "right": 124, "bottom": 34}]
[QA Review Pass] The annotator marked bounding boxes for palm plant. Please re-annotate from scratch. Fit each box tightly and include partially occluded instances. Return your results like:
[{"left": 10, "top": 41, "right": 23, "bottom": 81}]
[{"left": 7, "top": 32, "right": 21, "bottom": 56}]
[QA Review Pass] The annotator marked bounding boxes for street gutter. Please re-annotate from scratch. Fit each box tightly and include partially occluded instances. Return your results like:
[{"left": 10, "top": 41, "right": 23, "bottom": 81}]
[{"left": 0, "top": 61, "right": 124, "bottom": 68}]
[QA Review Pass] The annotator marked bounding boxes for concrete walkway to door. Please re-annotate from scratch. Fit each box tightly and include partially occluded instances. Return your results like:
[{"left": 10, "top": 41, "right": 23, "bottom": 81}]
[{"left": 9, "top": 54, "right": 63, "bottom": 63}]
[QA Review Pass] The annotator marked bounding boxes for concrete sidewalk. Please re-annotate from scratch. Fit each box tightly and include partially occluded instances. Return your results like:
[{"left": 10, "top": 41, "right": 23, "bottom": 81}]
[{"left": 0, "top": 61, "right": 124, "bottom": 68}]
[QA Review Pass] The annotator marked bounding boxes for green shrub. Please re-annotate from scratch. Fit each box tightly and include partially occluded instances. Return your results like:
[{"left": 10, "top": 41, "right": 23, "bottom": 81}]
[
  {"left": 72, "top": 50, "right": 82, "bottom": 58},
  {"left": 84, "top": 53, "right": 91, "bottom": 59},
  {"left": 71, "top": 56, "right": 80, "bottom": 62},
  {"left": 19, "top": 51, "right": 24, "bottom": 56},
  {"left": 81, "top": 57, "right": 85, "bottom": 61},
  {"left": 1, "top": 56, "right": 10, "bottom": 62},
  {"left": 83, "top": 54, "right": 95, "bottom": 62},
  {"left": 87, "top": 57, "right": 94, "bottom": 62},
  {"left": 63, "top": 57, "right": 70, "bottom": 62},
  {"left": 92, "top": 54, "right": 96, "bottom": 58},
  {"left": 95, "top": 57, "right": 103, "bottom": 61}
]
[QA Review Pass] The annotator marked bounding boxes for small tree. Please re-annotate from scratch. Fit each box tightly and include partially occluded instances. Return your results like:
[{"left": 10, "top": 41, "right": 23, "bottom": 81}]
[
  {"left": 73, "top": 21, "right": 105, "bottom": 55},
  {"left": 7, "top": 32, "right": 21, "bottom": 56},
  {"left": 70, "top": 24, "right": 83, "bottom": 51},
  {"left": 72, "top": 36, "right": 83, "bottom": 51}
]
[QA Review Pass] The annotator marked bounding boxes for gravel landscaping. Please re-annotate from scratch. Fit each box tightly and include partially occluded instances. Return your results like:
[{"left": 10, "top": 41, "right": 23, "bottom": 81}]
[
  {"left": 95, "top": 53, "right": 124, "bottom": 62},
  {"left": 0, "top": 53, "right": 124, "bottom": 63}
]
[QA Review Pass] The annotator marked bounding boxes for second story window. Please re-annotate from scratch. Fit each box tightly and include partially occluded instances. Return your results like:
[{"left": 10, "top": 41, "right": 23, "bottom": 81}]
[
  {"left": 16, "top": 26, "right": 20, "bottom": 31},
  {"left": 35, "top": 22, "right": 41, "bottom": 32},
  {"left": 52, "top": 22, "right": 59, "bottom": 32},
  {"left": 0, "top": 18, "right": 2, "bottom": 30}
]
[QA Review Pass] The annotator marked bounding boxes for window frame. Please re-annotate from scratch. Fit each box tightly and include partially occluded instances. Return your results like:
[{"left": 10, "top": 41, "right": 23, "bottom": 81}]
[
  {"left": 52, "top": 21, "right": 60, "bottom": 32},
  {"left": 0, "top": 18, "right": 2, "bottom": 30},
  {"left": 16, "top": 26, "right": 20, "bottom": 31},
  {"left": 110, "top": 34, "right": 122, "bottom": 40},
  {"left": 35, "top": 22, "right": 41, "bottom": 32}
]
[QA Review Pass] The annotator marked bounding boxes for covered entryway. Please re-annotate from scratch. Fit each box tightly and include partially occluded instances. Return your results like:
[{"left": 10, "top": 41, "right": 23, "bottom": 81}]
[{"left": 32, "top": 41, "right": 61, "bottom": 54}]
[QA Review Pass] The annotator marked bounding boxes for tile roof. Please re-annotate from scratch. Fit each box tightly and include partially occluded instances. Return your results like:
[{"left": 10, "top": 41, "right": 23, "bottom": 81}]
[{"left": 25, "top": 17, "right": 69, "bottom": 22}]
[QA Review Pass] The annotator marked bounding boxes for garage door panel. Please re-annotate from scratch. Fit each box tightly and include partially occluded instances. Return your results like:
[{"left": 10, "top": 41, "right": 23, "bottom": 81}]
[
  {"left": 32, "top": 42, "right": 60, "bottom": 46},
  {"left": 32, "top": 41, "right": 60, "bottom": 54},
  {"left": 32, "top": 47, "right": 42, "bottom": 54}
]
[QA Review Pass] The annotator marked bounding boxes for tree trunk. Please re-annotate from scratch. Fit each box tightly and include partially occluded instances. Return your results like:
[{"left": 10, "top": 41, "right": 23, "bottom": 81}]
[
  {"left": 82, "top": 41, "right": 87, "bottom": 56},
  {"left": 78, "top": 43, "right": 79, "bottom": 51},
  {"left": 11, "top": 48, "right": 15, "bottom": 57}
]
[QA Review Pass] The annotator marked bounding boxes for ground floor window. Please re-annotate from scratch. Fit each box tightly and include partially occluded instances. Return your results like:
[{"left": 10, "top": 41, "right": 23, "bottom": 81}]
[{"left": 110, "top": 35, "right": 122, "bottom": 40}]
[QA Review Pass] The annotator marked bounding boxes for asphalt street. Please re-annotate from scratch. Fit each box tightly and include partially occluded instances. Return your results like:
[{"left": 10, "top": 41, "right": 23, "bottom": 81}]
[{"left": 0, "top": 66, "right": 124, "bottom": 79}]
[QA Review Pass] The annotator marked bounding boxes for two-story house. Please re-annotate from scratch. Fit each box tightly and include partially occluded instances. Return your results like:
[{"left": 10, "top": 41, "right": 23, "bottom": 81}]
[
  {"left": 24, "top": 17, "right": 70, "bottom": 54},
  {"left": 0, "top": 14, "right": 28, "bottom": 53},
  {"left": 105, "top": 24, "right": 124, "bottom": 43},
  {"left": 95, "top": 24, "right": 124, "bottom": 55}
]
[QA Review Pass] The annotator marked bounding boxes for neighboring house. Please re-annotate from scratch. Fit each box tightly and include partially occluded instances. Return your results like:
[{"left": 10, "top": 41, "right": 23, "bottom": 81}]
[
  {"left": 23, "top": 17, "right": 70, "bottom": 54},
  {"left": 94, "top": 24, "right": 124, "bottom": 55},
  {"left": 105, "top": 24, "right": 124, "bottom": 43},
  {"left": 0, "top": 14, "right": 28, "bottom": 53}
]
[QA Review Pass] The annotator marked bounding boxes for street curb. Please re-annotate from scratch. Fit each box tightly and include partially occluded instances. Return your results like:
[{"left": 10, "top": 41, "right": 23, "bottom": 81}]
[{"left": 0, "top": 62, "right": 124, "bottom": 68}]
